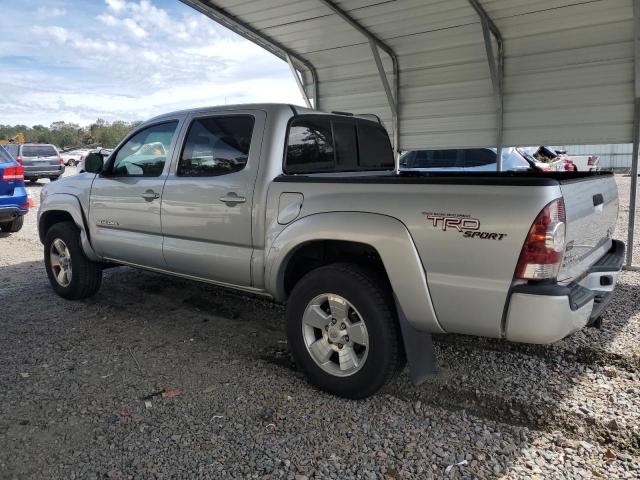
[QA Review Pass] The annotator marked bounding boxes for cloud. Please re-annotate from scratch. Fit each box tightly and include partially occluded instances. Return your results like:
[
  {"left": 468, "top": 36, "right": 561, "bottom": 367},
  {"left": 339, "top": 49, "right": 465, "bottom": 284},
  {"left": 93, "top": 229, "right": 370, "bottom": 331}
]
[
  {"left": 106, "top": 0, "right": 127, "bottom": 12},
  {"left": 37, "top": 6, "right": 67, "bottom": 17},
  {"left": 0, "top": 0, "right": 304, "bottom": 126},
  {"left": 97, "top": 14, "right": 118, "bottom": 26},
  {"left": 122, "top": 18, "right": 147, "bottom": 38}
]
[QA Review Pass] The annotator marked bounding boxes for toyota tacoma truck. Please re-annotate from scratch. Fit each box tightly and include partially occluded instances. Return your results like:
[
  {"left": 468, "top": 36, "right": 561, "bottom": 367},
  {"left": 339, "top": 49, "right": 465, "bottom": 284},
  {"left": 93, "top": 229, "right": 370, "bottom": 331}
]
[{"left": 38, "top": 104, "right": 625, "bottom": 398}]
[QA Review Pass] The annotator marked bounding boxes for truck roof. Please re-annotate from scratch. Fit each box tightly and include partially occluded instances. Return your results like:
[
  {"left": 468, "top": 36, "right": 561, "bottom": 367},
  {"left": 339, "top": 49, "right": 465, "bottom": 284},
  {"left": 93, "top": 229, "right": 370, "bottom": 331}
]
[
  {"left": 145, "top": 103, "right": 381, "bottom": 126},
  {"left": 146, "top": 103, "right": 311, "bottom": 123}
]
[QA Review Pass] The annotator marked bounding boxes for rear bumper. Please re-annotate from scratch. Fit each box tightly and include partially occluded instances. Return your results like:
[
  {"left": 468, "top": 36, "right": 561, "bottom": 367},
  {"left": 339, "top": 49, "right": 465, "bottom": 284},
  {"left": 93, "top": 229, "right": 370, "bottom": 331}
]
[
  {"left": 24, "top": 166, "right": 64, "bottom": 178},
  {"left": 504, "top": 240, "right": 624, "bottom": 344},
  {"left": 0, "top": 206, "right": 28, "bottom": 222}
]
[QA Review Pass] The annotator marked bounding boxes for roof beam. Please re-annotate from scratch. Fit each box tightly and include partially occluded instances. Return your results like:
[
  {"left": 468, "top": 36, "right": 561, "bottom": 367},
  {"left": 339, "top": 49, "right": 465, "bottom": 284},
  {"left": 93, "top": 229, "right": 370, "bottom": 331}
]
[
  {"left": 179, "top": 0, "right": 319, "bottom": 108},
  {"left": 468, "top": 0, "right": 504, "bottom": 172},
  {"left": 317, "top": 0, "right": 400, "bottom": 153},
  {"left": 627, "top": 0, "right": 640, "bottom": 268}
]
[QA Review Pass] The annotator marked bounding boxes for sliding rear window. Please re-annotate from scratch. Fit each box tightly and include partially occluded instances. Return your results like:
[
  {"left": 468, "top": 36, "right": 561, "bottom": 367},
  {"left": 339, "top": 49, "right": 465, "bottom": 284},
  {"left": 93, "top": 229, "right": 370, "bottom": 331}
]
[{"left": 285, "top": 115, "right": 394, "bottom": 174}]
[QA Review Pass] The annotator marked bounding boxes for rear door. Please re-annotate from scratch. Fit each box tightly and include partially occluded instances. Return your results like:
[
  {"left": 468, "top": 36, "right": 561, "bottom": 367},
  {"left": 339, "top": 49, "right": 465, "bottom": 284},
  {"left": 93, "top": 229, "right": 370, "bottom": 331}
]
[
  {"left": 160, "top": 109, "right": 265, "bottom": 286},
  {"left": 88, "top": 120, "right": 181, "bottom": 268}
]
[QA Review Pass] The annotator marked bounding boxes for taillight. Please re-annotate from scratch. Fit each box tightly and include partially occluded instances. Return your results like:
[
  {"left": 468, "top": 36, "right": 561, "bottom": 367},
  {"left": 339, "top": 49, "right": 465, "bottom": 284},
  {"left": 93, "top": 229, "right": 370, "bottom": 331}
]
[
  {"left": 16, "top": 156, "right": 23, "bottom": 164},
  {"left": 563, "top": 161, "right": 574, "bottom": 171},
  {"left": 587, "top": 156, "right": 594, "bottom": 166},
  {"left": 1, "top": 165, "right": 24, "bottom": 181},
  {"left": 515, "top": 198, "right": 566, "bottom": 280},
  {"left": 59, "top": 157, "right": 65, "bottom": 165}
]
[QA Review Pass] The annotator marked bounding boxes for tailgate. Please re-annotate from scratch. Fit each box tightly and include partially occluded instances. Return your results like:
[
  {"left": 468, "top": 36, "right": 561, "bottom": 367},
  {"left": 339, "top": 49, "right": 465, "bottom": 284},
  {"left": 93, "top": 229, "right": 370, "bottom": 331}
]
[
  {"left": 558, "top": 174, "right": 618, "bottom": 283},
  {"left": 22, "top": 156, "right": 59, "bottom": 167}
]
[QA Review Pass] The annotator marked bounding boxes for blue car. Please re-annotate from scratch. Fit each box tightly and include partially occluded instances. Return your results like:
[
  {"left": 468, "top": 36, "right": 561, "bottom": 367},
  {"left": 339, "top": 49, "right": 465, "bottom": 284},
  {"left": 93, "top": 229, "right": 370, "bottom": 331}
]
[{"left": 0, "top": 144, "right": 28, "bottom": 233}]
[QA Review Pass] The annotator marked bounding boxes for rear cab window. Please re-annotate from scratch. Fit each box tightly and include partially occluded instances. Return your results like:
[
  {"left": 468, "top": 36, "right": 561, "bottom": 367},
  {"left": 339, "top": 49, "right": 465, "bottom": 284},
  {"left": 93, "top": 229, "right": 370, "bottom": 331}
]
[
  {"left": 284, "top": 115, "right": 394, "bottom": 174},
  {"left": 22, "top": 145, "right": 58, "bottom": 157}
]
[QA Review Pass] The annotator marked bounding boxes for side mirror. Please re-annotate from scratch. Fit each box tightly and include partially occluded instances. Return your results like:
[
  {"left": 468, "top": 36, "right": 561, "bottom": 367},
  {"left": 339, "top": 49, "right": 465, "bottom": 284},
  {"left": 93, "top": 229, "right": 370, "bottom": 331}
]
[{"left": 84, "top": 152, "right": 104, "bottom": 174}]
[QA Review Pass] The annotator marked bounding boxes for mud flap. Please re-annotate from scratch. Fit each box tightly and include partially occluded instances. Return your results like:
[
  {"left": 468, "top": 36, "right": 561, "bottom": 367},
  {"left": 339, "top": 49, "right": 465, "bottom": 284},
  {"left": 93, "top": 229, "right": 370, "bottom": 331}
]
[{"left": 394, "top": 294, "right": 438, "bottom": 385}]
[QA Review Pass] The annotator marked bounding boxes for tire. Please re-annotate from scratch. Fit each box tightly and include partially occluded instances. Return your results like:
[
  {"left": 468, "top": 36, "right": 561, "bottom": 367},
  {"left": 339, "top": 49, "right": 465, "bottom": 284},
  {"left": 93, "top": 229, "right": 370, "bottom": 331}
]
[
  {"left": 49, "top": 176, "right": 59, "bottom": 181},
  {"left": 286, "top": 262, "right": 403, "bottom": 399},
  {"left": 0, "top": 215, "right": 24, "bottom": 233},
  {"left": 28, "top": 179, "right": 37, "bottom": 184},
  {"left": 44, "top": 221, "right": 102, "bottom": 300}
]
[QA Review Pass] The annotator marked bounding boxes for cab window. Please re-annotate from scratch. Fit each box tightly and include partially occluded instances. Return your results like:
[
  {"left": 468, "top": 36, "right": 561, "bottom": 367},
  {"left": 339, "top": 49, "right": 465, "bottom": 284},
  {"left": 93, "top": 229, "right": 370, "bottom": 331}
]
[
  {"left": 111, "top": 122, "right": 178, "bottom": 177},
  {"left": 177, "top": 115, "right": 254, "bottom": 177}
]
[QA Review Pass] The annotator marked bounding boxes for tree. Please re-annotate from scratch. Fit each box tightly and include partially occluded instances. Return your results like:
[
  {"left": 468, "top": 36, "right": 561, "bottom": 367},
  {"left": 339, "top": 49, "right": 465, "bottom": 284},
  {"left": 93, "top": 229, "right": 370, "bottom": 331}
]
[{"left": 0, "top": 119, "right": 141, "bottom": 149}]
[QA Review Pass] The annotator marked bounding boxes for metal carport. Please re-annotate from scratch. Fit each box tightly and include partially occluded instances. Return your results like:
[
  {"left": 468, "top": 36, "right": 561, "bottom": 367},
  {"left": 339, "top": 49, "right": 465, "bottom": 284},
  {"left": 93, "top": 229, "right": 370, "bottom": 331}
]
[{"left": 181, "top": 0, "right": 639, "bottom": 268}]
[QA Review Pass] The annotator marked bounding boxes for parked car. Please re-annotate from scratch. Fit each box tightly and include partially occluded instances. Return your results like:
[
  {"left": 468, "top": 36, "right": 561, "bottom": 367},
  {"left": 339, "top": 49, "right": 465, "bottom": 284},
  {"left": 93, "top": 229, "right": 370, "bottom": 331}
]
[
  {"left": 77, "top": 148, "right": 112, "bottom": 173},
  {"left": 4, "top": 143, "right": 65, "bottom": 182},
  {"left": 555, "top": 149, "right": 600, "bottom": 172},
  {"left": 38, "top": 104, "right": 624, "bottom": 398},
  {"left": 60, "top": 149, "right": 90, "bottom": 167},
  {"left": 400, "top": 147, "right": 548, "bottom": 172},
  {"left": 0, "top": 145, "right": 28, "bottom": 233}
]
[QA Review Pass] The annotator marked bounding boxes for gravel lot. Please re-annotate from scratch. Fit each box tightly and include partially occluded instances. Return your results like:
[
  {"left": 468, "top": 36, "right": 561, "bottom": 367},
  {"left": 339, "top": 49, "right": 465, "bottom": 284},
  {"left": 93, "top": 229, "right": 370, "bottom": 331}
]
[{"left": 1, "top": 171, "right": 639, "bottom": 479}]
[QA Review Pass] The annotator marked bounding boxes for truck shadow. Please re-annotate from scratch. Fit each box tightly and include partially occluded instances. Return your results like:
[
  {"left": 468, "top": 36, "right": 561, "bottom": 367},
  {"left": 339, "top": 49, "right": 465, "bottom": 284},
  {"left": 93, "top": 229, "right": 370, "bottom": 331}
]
[{"left": 1, "top": 260, "right": 638, "bottom": 478}]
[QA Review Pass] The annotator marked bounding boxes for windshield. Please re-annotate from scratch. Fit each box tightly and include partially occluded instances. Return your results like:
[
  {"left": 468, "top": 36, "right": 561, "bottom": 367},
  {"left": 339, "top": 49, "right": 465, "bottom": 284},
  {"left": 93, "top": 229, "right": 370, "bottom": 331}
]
[{"left": 22, "top": 145, "right": 58, "bottom": 157}]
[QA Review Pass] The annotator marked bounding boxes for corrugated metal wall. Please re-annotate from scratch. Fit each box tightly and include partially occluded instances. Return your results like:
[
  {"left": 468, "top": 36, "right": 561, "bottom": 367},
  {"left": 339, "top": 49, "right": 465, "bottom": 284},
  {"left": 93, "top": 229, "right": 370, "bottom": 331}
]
[
  {"left": 552, "top": 144, "right": 635, "bottom": 170},
  {"left": 198, "top": 0, "right": 635, "bottom": 151}
]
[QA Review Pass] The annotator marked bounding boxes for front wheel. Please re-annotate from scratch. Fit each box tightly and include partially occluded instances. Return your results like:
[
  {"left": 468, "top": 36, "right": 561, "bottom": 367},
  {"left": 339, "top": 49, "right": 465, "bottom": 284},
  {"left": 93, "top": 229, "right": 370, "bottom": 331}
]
[
  {"left": 286, "top": 263, "right": 403, "bottom": 399},
  {"left": 0, "top": 215, "right": 24, "bottom": 233},
  {"left": 44, "top": 221, "right": 102, "bottom": 299}
]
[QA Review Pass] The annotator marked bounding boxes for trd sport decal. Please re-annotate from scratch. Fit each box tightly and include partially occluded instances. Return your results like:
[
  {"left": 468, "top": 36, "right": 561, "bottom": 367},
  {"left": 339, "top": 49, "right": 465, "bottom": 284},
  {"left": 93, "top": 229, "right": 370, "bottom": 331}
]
[{"left": 422, "top": 212, "right": 507, "bottom": 240}]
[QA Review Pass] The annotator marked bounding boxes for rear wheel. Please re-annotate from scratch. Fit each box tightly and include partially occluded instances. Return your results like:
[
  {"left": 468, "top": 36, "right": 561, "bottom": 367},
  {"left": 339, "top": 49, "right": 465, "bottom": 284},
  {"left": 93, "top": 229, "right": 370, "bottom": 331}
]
[
  {"left": 0, "top": 215, "right": 24, "bottom": 233},
  {"left": 286, "top": 263, "right": 402, "bottom": 399},
  {"left": 44, "top": 221, "right": 102, "bottom": 299},
  {"left": 49, "top": 176, "right": 59, "bottom": 181},
  {"left": 28, "top": 179, "right": 37, "bottom": 184}
]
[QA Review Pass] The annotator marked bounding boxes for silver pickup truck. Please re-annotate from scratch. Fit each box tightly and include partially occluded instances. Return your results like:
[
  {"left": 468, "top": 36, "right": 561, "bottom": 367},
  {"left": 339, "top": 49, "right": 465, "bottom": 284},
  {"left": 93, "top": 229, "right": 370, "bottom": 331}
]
[{"left": 38, "top": 104, "right": 625, "bottom": 398}]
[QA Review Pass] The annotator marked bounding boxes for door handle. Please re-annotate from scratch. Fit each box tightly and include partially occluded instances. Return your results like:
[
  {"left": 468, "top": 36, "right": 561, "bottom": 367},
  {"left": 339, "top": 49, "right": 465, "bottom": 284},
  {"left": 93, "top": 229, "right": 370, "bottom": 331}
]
[
  {"left": 140, "top": 190, "right": 160, "bottom": 201},
  {"left": 219, "top": 192, "right": 246, "bottom": 206}
]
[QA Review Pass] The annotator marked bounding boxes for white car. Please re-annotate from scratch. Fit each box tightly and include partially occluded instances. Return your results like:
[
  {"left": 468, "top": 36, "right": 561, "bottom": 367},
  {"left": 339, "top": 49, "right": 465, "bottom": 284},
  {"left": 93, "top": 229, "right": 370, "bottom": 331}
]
[{"left": 59, "top": 149, "right": 90, "bottom": 167}]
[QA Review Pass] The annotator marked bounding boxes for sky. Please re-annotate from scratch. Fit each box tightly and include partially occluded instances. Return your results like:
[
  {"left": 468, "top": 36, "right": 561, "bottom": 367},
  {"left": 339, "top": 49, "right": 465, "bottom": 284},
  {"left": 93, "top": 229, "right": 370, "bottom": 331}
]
[{"left": 0, "top": 0, "right": 304, "bottom": 126}]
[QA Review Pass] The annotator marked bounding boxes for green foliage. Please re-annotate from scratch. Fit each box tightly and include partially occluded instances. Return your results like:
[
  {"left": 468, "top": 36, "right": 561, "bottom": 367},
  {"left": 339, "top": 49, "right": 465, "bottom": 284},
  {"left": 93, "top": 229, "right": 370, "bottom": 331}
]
[{"left": 0, "top": 119, "right": 142, "bottom": 149}]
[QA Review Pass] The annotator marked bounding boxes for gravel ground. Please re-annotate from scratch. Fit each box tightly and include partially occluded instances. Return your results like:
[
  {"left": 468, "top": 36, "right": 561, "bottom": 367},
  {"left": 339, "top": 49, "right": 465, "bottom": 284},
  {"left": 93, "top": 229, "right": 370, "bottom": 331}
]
[{"left": 0, "top": 171, "right": 639, "bottom": 479}]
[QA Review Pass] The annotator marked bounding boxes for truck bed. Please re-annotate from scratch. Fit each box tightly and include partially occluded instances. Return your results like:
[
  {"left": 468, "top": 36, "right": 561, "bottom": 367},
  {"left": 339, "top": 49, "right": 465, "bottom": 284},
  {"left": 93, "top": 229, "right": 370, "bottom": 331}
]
[
  {"left": 269, "top": 170, "right": 618, "bottom": 338},
  {"left": 274, "top": 170, "right": 612, "bottom": 185}
]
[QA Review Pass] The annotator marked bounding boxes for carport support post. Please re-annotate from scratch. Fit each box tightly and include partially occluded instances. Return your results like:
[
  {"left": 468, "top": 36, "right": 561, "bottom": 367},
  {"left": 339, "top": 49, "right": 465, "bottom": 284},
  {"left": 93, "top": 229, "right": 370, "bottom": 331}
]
[
  {"left": 627, "top": 0, "right": 640, "bottom": 268},
  {"left": 286, "top": 54, "right": 313, "bottom": 108},
  {"left": 468, "top": 0, "right": 504, "bottom": 172}
]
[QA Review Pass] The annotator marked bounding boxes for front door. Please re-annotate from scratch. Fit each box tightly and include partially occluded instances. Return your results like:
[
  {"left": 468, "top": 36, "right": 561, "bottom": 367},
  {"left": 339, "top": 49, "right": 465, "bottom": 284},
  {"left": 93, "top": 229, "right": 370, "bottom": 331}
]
[
  {"left": 88, "top": 120, "right": 181, "bottom": 268},
  {"left": 161, "top": 110, "right": 265, "bottom": 286}
]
